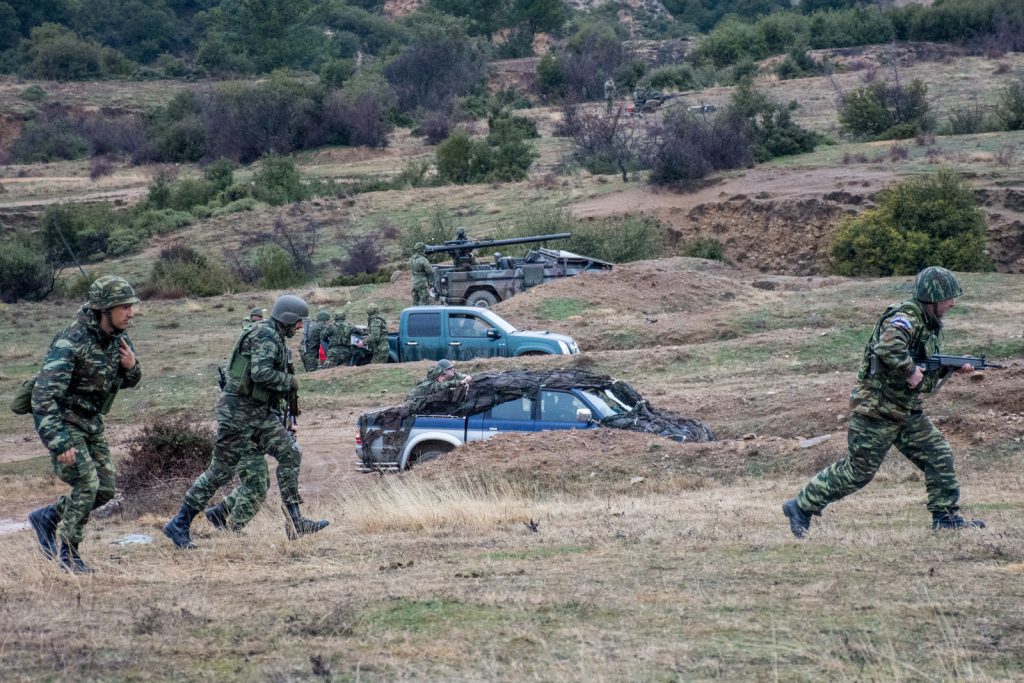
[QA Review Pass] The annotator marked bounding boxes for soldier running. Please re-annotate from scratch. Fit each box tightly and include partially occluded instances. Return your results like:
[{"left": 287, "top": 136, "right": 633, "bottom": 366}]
[
  {"left": 783, "top": 267, "right": 986, "bottom": 538},
  {"left": 28, "top": 276, "right": 142, "bottom": 573}
]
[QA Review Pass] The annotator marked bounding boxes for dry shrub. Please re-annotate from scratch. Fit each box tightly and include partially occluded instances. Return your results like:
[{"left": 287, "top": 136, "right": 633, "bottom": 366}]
[
  {"left": 994, "top": 144, "right": 1018, "bottom": 166},
  {"left": 119, "top": 414, "right": 213, "bottom": 513},
  {"left": 889, "top": 143, "right": 909, "bottom": 161}
]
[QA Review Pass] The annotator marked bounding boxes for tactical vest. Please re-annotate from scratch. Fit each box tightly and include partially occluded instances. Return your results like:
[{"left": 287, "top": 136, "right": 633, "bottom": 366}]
[{"left": 223, "top": 322, "right": 283, "bottom": 403}]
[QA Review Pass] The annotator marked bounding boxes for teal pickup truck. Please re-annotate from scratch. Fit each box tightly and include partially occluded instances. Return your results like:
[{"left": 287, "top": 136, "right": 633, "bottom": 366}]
[{"left": 384, "top": 306, "right": 579, "bottom": 363}]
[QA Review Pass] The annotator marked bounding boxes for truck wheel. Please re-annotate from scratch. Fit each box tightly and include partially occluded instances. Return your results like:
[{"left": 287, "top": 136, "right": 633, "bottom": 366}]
[
  {"left": 467, "top": 291, "right": 498, "bottom": 308},
  {"left": 409, "top": 442, "right": 455, "bottom": 467}
]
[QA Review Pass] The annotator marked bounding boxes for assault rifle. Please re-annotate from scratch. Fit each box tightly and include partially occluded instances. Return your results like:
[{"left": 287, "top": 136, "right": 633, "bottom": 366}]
[
  {"left": 917, "top": 354, "right": 1004, "bottom": 372},
  {"left": 284, "top": 358, "right": 300, "bottom": 433},
  {"left": 918, "top": 354, "right": 1004, "bottom": 393}
]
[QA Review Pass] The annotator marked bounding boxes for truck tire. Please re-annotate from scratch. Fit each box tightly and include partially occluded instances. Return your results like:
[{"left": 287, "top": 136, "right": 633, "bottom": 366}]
[
  {"left": 467, "top": 291, "right": 499, "bottom": 308},
  {"left": 408, "top": 442, "right": 455, "bottom": 468}
]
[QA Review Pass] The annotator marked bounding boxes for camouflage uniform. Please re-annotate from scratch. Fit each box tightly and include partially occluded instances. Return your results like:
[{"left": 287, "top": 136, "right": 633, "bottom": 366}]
[
  {"left": 784, "top": 267, "right": 984, "bottom": 537},
  {"left": 604, "top": 77, "right": 616, "bottom": 113},
  {"left": 300, "top": 311, "right": 329, "bottom": 372},
  {"left": 320, "top": 310, "right": 353, "bottom": 368},
  {"left": 30, "top": 276, "right": 141, "bottom": 571},
  {"left": 406, "top": 364, "right": 467, "bottom": 413},
  {"left": 409, "top": 243, "right": 432, "bottom": 306},
  {"left": 165, "top": 294, "right": 328, "bottom": 549},
  {"left": 366, "top": 305, "right": 389, "bottom": 364}
]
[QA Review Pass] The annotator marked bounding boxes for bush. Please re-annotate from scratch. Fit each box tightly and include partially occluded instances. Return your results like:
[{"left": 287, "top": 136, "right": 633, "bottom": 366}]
[
  {"left": 252, "top": 154, "right": 306, "bottom": 205},
  {"left": 682, "top": 238, "right": 725, "bottom": 261},
  {"left": 133, "top": 209, "right": 193, "bottom": 237},
  {"left": 838, "top": 79, "right": 933, "bottom": 140},
  {"left": 0, "top": 234, "right": 54, "bottom": 302},
  {"left": 212, "top": 197, "right": 259, "bottom": 216},
  {"left": 146, "top": 244, "right": 238, "bottom": 298},
  {"left": 119, "top": 415, "right": 214, "bottom": 511},
  {"left": 254, "top": 245, "right": 307, "bottom": 289},
  {"left": 419, "top": 111, "right": 451, "bottom": 145},
  {"left": 727, "top": 82, "right": 818, "bottom": 162},
  {"left": 945, "top": 104, "right": 988, "bottom": 135},
  {"left": 22, "top": 23, "right": 133, "bottom": 81},
  {"left": 648, "top": 111, "right": 753, "bottom": 189},
  {"left": 830, "top": 169, "right": 993, "bottom": 276},
  {"left": 40, "top": 203, "right": 126, "bottom": 263},
  {"left": 337, "top": 234, "right": 384, "bottom": 276},
  {"left": 996, "top": 79, "right": 1024, "bottom": 131},
  {"left": 10, "top": 111, "right": 89, "bottom": 163},
  {"left": 436, "top": 131, "right": 491, "bottom": 184}
]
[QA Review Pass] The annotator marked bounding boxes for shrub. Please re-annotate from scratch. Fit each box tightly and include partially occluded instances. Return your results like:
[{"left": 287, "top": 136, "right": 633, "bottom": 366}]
[
  {"left": 10, "top": 111, "right": 89, "bottom": 163},
  {"left": 338, "top": 234, "right": 384, "bottom": 275},
  {"left": 254, "top": 245, "right": 307, "bottom": 289},
  {"left": 727, "top": 82, "right": 818, "bottom": 162},
  {"left": 252, "top": 154, "right": 306, "bottom": 205},
  {"left": 119, "top": 415, "right": 214, "bottom": 511},
  {"left": 996, "top": 79, "right": 1024, "bottom": 131},
  {"left": 169, "top": 177, "right": 217, "bottom": 212},
  {"left": 203, "top": 158, "right": 235, "bottom": 192},
  {"left": 40, "top": 203, "right": 125, "bottom": 263},
  {"left": 945, "top": 104, "right": 988, "bottom": 135},
  {"left": 436, "top": 131, "right": 490, "bottom": 184},
  {"left": 133, "top": 208, "right": 193, "bottom": 237},
  {"left": 830, "top": 169, "right": 993, "bottom": 276},
  {"left": 0, "top": 234, "right": 54, "bottom": 302},
  {"left": 838, "top": 79, "right": 933, "bottom": 140},
  {"left": 682, "top": 238, "right": 725, "bottom": 261},
  {"left": 419, "top": 111, "right": 451, "bottom": 145},
  {"left": 648, "top": 111, "right": 753, "bottom": 189},
  {"left": 146, "top": 244, "right": 238, "bottom": 298},
  {"left": 212, "top": 197, "right": 259, "bottom": 216},
  {"left": 22, "top": 23, "right": 132, "bottom": 81}
]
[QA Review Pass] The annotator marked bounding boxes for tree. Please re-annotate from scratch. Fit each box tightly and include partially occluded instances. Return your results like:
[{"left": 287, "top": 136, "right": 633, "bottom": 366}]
[{"left": 838, "top": 78, "right": 932, "bottom": 140}]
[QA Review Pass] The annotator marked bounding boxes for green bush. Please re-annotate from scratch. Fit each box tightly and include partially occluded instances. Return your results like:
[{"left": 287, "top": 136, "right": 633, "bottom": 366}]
[
  {"left": 0, "top": 235, "right": 54, "bottom": 302},
  {"left": 254, "top": 245, "right": 307, "bottom": 289},
  {"left": 133, "top": 209, "right": 193, "bottom": 237},
  {"left": 252, "top": 154, "right": 306, "bottom": 205},
  {"left": 212, "top": 197, "right": 259, "bottom": 216},
  {"left": 40, "top": 203, "right": 126, "bottom": 263},
  {"left": 436, "top": 131, "right": 492, "bottom": 184},
  {"left": 996, "top": 80, "right": 1024, "bottom": 131},
  {"left": 830, "top": 169, "right": 993, "bottom": 276},
  {"left": 169, "top": 177, "right": 217, "bottom": 212},
  {"left": 727, "top": 82, "right": 818, "bottom": 162},
  {"left": 682, "top": 238, "right": 725, "bottom": 261},
  {"left": 838, "top": 79, "right": 932, "bottom": 140},
  {"left": 22, "top": 23, "right": 133, "bottom": 81},
  {"left": 146, "top": 245, "right": 238, "bottom": 298},
  {"left": 10, "top": 115, "right": 89, "bottom": 163}
]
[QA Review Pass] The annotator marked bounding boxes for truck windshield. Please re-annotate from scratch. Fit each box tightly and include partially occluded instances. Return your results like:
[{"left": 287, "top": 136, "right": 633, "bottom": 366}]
[{"left": 578, "top": 389, "right": 633, "bottom": 418}]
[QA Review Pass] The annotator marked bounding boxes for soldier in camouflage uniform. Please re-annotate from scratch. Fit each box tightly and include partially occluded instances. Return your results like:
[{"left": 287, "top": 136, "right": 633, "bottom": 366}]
[
  {"left": 299, "top": 310, "right": 330, "bottom": 372},
  {"left": 245, "top": 307, "right": 264, "bottom": 325},
  {"left": 320, "top": 309, "right": 353, "bottom": 368},
  {"left": 28, "top": 276, "right": 141, "bottom": 573},
  {"left": 366, "top": 303, "right": 390, "bottom": 364},
  {"left": 405, "top": 359, "right": 472, "bottom": 413},
  {"left": 783, "top": 267, "right": 986, "bottom": 538},
  {"left": 163, "top": 294, "right": 328, "bottom": 549},
  {"left": 409, "top": 242, "right": 432, "bottom": 306}
]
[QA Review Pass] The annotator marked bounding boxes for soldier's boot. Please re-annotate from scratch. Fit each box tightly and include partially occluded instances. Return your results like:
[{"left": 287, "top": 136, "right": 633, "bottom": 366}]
[
  {"left": 932, "top": 510, "right": 986, "bottom": 530},
  {"left": 282, "top": 502, "right": 329, "bottom": 540},
  {"left": 59, "top": 540, "right": 94, "bottom": 574},
  {"left": 782, "top": 499, "right": 812, "bottom": 539},
  {"left": 204, "top": 501, "right": 230, "bottom": 531},
  {"left": 163, "top": 504, "right": 199, "bottom": 549},
  {"left": 28, "top": 504, "right": 60, "bottom": 560}
]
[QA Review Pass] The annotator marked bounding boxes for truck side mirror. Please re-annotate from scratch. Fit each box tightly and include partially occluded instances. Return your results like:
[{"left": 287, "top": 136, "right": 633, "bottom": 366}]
[
  {"left": 486, "top": 329, "right": 501, "bottom": 339},
  {"left": 575, "top": 408, "right": 592, "bottom": 423}
]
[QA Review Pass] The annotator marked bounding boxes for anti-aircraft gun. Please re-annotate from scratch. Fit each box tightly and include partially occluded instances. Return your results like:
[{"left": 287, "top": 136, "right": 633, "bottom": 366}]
[{"left": 424, "top": 232, "right": 613, "bottom": 308}]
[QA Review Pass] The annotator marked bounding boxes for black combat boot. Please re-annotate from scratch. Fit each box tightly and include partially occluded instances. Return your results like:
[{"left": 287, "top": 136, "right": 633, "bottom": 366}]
[
  {"left": 163, "top": 504, "right": 199, "bottom": 549},
  {"left": 28, "top": 504, "right": 60, "bottom": 560},
  {"left": 282, "top": 502, "right": 329, "bottom": 540},
  {"left": 932, "top": 510, "right": 986, "bottom": 530},
  {"left": 204, "top": 501, "right": 230, "bottom": 531},
  {"left": 59, "top": 540, "right": 94, "bottom": 574},
  {"left": 782, "top": 498, "right": 812, "bottom": 539}
]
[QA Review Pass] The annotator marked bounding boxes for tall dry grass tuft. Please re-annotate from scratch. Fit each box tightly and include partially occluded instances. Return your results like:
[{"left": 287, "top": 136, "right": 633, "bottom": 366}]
[{"left": 335, "top": 473, "right": 534, "bottom": 533}]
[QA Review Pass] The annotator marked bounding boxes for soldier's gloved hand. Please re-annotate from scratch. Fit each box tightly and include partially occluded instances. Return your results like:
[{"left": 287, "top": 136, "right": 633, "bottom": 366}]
[{"left": 290, "top": 375, "right": 300, "bottom": 393}]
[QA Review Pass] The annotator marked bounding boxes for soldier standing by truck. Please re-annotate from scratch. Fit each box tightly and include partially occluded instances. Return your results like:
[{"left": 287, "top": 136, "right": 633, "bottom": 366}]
[
  {"left": 366, "top": 304, "right": 389, "bottom": 364},
  {"left": 320, "top": 308, "right": 353, "bottom": 368},
  {"left": 163, "top": 294, "right": 328, "bottom": 549},
  {"left": 409, "top": 242, "right": 432, "bottom": 306},
  {"left": 300, "top": 310, "right": 329, "bottom": 372},
  {"left": 28, "top": 276, "right": 142, "bottom": 573}
]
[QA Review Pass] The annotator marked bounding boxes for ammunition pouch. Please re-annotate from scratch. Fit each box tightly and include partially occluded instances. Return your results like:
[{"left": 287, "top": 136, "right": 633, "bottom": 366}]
[{"left": 10, "top": 374, "right": 37, "bottom": 415}]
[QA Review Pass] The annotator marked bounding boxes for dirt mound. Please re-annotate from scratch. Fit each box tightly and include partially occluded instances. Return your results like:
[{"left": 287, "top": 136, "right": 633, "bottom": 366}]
[{"left": 417, "top": 428, "right": 810, "bottom": 496}]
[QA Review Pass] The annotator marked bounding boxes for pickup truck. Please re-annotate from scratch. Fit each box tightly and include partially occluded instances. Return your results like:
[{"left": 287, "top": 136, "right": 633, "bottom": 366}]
[
  {"left": 356, "top": 385, "right": 618, "bottom": 471},
  {"left": 382, "top": 305, "right": 579, "bottom": 363}
]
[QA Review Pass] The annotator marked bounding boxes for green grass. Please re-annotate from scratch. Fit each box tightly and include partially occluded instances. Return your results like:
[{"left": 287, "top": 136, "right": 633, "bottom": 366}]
[{"left": 535, "top": 297, "right": 594, "bottom": 320}]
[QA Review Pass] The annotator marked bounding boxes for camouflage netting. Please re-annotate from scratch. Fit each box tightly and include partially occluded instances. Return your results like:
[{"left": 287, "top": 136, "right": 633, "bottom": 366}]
[{"left": 365, "top": 369, "right": 714, "bottom": 464}]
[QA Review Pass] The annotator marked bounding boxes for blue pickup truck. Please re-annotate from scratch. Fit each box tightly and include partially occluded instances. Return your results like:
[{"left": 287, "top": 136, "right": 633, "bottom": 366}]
[
  {"left": 356, "top": 385, "right": 626, "bottom": 471},
  {"left": 384, "top": 306, "right": 578, "bottom": 363}
]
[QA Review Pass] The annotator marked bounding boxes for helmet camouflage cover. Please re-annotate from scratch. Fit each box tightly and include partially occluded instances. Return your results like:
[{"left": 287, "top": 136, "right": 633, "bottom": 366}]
[
  {"left": 913, "top": 266, "right": 963, "bottom": 302},
  {"left": 270, "top": 294, "right": 309, "bottom": 325},
  {"left": 88, "top": 276, "right": 139, "bottom": 310},
  {"left": 249, "top": 307, "right": 264, "bottom": 317},
  {"left": 414, "top": 242, "right": 426, "bottom": 253},
  {"left": 333, "top": 308, "right": 347, "bottom": 321},
  {"left": 366, "top": 303, "right": 379, "bottom": 315},
  {"left": 316, "top": 310, "right": 331, "bottom": 322}
]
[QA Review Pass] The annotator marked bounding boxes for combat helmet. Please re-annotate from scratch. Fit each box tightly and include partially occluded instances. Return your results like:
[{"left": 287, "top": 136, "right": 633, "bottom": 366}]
[
  {"left": 316, "top": 310, "right": 331, "bottom": 322},
  {"left": 436, "top": 359, "right": 454, "bottom": 371},
  {"left": 333, "top": 308, "right": 347, "bottom": 321},
  {"left": 366, "top": 303, "right": 379, "bottom": 316},
  {"left": 270, "top": 294, "right": 309, "bottom": 325},
  {"left": 414, "top": 242, "right": 426, "bottom": 254},
  {"left": 913, "top": 266, "right": 963, "bottom": 302},
  {"left": 249, "top": 307, "right": 264, "bottom": 318},
  {"left": 88, "top": 276, "right": 139, "bottom": 311}
]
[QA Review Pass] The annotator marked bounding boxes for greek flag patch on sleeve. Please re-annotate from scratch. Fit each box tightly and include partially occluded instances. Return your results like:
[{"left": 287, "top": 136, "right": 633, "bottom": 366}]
[{"left": 890, "top": 316, "right": 913, "bottom": 331}]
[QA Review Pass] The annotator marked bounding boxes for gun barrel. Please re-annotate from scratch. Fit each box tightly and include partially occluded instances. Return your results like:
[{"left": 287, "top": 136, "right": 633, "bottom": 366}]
[{"left": 424, "top": 232, "right": 571, "bottom": 254}]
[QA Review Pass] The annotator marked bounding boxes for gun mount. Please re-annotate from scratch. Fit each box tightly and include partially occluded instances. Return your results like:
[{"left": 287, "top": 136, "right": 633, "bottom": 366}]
[{"left": 424, "top": 232, "right": 612, "bottom": 308}]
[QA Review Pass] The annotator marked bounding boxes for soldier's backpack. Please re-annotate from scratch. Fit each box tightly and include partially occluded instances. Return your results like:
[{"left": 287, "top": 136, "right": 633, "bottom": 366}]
[{"left": 10, "top": 374, "right": 37, "bottom": 415}]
